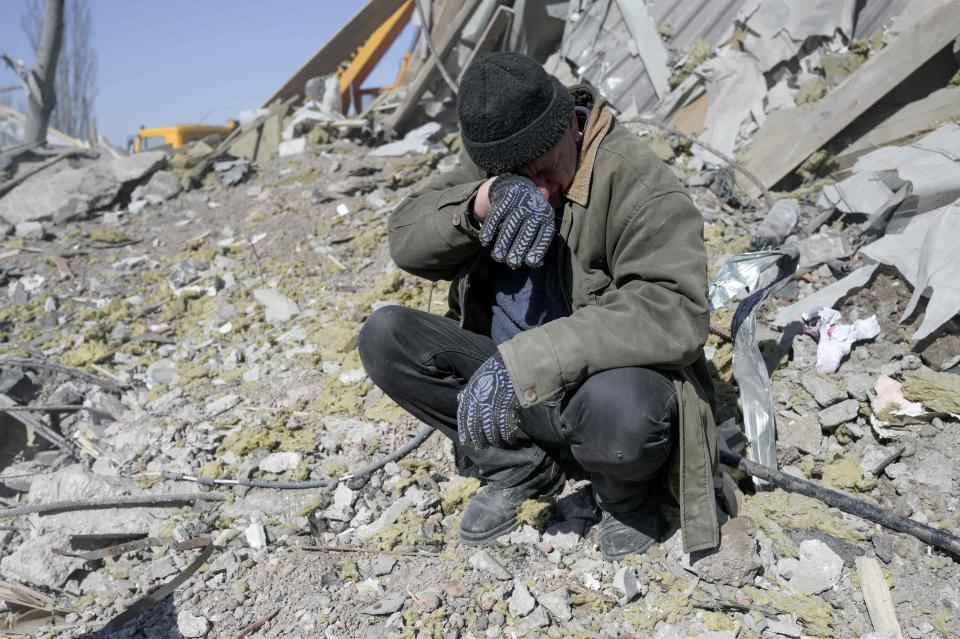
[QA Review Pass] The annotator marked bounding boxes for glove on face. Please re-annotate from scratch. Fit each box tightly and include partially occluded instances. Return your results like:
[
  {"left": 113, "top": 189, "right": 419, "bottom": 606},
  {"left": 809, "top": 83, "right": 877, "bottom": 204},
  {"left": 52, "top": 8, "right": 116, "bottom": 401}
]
[
  {"left": 480, "top": 174, "right": 556, "bottom": 269},
  {"left": 457, "top": 354, "right": 520, "bottom": 449}
]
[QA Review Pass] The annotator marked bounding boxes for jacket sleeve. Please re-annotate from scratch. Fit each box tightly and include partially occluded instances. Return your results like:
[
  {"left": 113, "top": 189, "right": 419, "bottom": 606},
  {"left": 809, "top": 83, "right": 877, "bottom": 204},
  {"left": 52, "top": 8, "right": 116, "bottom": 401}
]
[
  {"left": 498, "top": 189, "right": 710, "bottom": 408},
  {"left": 388, "top": 155, "right": 488, "bottom": 281}
]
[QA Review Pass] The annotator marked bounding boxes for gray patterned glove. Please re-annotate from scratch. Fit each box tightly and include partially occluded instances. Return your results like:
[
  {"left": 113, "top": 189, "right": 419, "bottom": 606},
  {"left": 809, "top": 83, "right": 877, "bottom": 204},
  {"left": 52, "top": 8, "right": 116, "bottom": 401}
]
[
  {"left": 480, "top": 174, "right": 555, "bottom": 269},
  {"left": 457, "top": 354, "right": 520, "bottom": 449}
]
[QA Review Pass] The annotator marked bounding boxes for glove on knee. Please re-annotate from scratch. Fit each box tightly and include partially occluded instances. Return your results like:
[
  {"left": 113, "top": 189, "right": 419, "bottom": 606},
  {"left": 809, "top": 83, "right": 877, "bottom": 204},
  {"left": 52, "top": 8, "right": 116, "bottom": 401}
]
[{"left": 457, "top": 354, "right": 520, "bottom": 449}]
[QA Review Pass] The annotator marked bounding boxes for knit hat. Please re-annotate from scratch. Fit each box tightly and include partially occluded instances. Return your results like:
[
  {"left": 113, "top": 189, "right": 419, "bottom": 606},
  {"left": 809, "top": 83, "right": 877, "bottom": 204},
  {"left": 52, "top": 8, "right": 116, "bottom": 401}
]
[{"left": 457, "top": 52, "right": 575, "bottom": 174}]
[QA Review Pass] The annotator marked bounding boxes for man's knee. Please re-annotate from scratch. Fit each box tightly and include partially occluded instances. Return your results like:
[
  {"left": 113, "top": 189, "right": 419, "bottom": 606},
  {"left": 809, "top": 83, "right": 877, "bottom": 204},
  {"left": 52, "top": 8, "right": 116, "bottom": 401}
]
[
  {"left": 357, "top": 305, "right": 410, "bottom": 386},
  {"left": 566, "top": 367, "right": 677, "bottom": 473}
]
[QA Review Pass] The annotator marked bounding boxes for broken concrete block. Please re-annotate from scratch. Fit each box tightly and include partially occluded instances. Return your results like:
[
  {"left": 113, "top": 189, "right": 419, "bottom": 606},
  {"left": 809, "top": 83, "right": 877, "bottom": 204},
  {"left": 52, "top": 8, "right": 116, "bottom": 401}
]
[
  {"left": 205, "top": 393, "right": 240, "bottom": 417},
  {"left": 538, "top": 587, "right": 573, "bottom": 622},
  {"left": 916, "top": 450, "right": 954, "bottom": 492},
  {"left": 177, "top": 610, "right": 210, "bottom": 638},
  {"left": 613, "top": 566, "right": 642, "bottom": 604},
  {"left": 684, "top": 517, "right": 762, "bottom": 587},
  {"left": 469, "top": 550, "right": 512, "bottom": 580},
  {"left": 776, "top": 412, "right": 822, "bottom": 455},
  {"left": 244, "top": 522, "right": 267, "bottom": 549},
  {"left": 253, "top": 288, "right": 300, "bottom": 322},
  {"left": 509, "top": 582, "right": 537, "bottom": 617},
  {"left": 279, "top": 137, "right": 308, "bottom": 157},
  {"left": 360, "top": 591, "right": 406, "bottom": 615},
  {"left": 370, "top": 122, "right": 442, "bottom": 157},
  {"left": 818, "top": 399, "right": 860, "bottom": 429},
  {"left": 0, "top": 533, "right": 84, "bottom": 588},
  {"left": 779, "top": 539, "right": 843, "bottom": 594},
  {"left": 14, "top": 221, "right": 46, "bottom": 240},
  {"left": 801, "top": 371, "right": 848, "bottom": 407},
  {"left": 132, "top": 170, "right": 181, "bottom": 203},
  {"left": 258, "top": 451, "right": 302, "bottom": 474}
]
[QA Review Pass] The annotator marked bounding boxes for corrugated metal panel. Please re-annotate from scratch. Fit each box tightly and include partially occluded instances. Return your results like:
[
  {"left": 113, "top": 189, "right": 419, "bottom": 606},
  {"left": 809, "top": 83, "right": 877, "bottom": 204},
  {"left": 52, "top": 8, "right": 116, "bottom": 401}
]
[{"left": 562, "top": 0, "right": 748, "bottom": 113}]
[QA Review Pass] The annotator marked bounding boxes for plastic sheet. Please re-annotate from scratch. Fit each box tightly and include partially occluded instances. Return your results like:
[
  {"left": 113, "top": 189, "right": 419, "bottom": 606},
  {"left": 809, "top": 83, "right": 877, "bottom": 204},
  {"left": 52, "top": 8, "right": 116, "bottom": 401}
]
[{"left": 709, "top": 248, "right": 799, "bottom": 486}]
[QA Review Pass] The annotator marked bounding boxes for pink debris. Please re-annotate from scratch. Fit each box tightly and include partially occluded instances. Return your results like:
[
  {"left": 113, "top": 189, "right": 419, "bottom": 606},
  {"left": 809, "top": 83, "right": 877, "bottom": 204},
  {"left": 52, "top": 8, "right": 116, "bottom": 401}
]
[{"left": 801, "top": 307, "right": 881, "bottom": 374}]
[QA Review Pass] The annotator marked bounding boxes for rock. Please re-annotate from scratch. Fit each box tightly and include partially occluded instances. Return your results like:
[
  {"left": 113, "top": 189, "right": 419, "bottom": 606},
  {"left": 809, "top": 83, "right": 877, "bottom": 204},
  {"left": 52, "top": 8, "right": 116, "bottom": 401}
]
[
  {"left": 415, "top": 591, "right": 442, "bottom": 613},
  {"left": 206, "top": 393, "right": 241, "bottom": 417},
  {"left": 0, "top": 152, "right": 165, "bottom": 225},
  {"left": 244, "top": 522, "right": 267, "bottom": 549},
  {"left": 920, "top": 331, "right": 960, "bottom": 371},
  {"left": 469, "top": 550, "right": 513, "bottom": 580},
  {"left": 253, "top": 288, "right": 300, "bottom": 322},
  {"left": 370, "top": 122, "right": 442, "bottom": 157},
  {"left": 524, "top": 605, "right": 551, "bottom": 628},
  {"left": 360, "top": 591, "right": 406, "bottom": 615},
  {"left": 818, "top": 399, "right": 859, "bottom": 429},
  {"left": 542, "top": 523, "right": 581, "bottom": 553},
  {"left": 144, "top": 558, "right": 179, "bottom": 582},
  {"left": 845, "top": 373, "right": 874, "bottom": 401},
  {"left": 279, "top": 137, "right": 308, "bottom": 157},
  {"left": 258, "top": 452, "right": 302, "bottom": 474},
  {"left": 14, "top": 221, "right": 46, "bottom": 240},
  {"left": 177, "top": 610, "right": 209, "bottom": 638},
  {"left": 369, "top": 554, "right": 397, "bottom": 577},
  {"left": 684, "top": 517, "right": 761, "bottom": 588},
  {"left": 146, "top": 359, "right": 179, "bottom": 386},
  {"left": 916, "top": 450, "right": 954, "bottom": 491},
  {"left": 776, "top": 412, "right": 822, "bottom": 455},
  {"left": 613, "top": 566, "right": 642, "bottom": 604},
  {"left": 764, "top": 619, "right": 802, "bottom": 637},
  {"left": 801, "top": 371, "right": 847, "bottom": 407},
  {"left": 0, "top": 534, "right": 84, "bottom": 588},
  {"left": 872, "top": 534, "right": 894, "bottom": 564},
  {"left": 509, "top": 582, "right": 536, "bottom": 617},
  {"left": 213, "top": 159, "right": 251, "bottom": 186},
  {"left": 385, "top": 611, "right": 405, "bottom": 632},
  {"left": 779, "top": 539, "right": 843, "bottom": 594},
  {"left": 507, "top": 525, "right": 541, "bottom": 546},
  {"left": 132, "top": 170, "right": 181, "bottom": 202},
  {"left": 538, "top": 587, "right": 572, "bottom": 622},
  {"left": 323, "top": 483, "right": 357, "bottom": 522}
]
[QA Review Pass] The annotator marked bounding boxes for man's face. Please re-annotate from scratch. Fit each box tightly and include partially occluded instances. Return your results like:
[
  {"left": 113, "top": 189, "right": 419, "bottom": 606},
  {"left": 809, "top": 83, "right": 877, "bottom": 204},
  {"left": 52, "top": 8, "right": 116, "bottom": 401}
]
[{"left": 515, "top": 112, "right": 580, "bottom": 209}]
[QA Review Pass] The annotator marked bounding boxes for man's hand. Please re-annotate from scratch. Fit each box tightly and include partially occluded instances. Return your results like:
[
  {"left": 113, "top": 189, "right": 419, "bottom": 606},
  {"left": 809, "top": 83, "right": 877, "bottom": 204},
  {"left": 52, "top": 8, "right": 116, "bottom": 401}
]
[
  {"left": 457, "top": 354, "right": 520, "bottom": 449},
  {"left": 479, "top": 174, "right": 555, "bottom": 269}
]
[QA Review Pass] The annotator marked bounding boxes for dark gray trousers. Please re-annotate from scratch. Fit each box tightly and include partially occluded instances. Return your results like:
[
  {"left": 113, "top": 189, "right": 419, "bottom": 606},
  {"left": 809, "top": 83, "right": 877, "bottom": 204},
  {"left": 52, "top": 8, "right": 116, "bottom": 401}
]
[{"left": 357, "top": 305, "right": 678, "bottom": 511}]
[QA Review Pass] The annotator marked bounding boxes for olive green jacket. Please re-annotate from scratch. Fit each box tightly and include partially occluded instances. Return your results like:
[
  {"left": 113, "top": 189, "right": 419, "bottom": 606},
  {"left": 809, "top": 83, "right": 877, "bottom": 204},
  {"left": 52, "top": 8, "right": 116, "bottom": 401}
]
[{"left": 388, "top": 86, "right": 719, "bottom": 553}]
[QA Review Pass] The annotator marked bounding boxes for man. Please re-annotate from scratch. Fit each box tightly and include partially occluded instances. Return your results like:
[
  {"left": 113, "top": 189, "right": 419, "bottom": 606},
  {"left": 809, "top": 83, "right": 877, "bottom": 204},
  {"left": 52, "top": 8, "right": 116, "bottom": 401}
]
[{"left": 358, "top": 52, "right": 720, "bottom": 560}]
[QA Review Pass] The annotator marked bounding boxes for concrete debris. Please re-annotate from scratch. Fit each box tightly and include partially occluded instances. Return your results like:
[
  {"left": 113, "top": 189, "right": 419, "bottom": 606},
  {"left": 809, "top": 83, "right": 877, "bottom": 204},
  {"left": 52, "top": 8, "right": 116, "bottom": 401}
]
[
  {"left": 360, "top": 591, "right": 406, "bottom": 616},
  {"left": 779, "top": 539, "right": 844, "bottom": 594},
  {"left": 538, "top": 587, "right": 573, "bottom": 622},
  {"left": 508, "top": 581, "right": 537, "bottom": 617},
  {"left": 684, "top": 517, "right": 762, "bottom": 588},
  {"left": 0, "top": 533, "right": 84, "bottom": 589},
  {"left": 258, "top": 451, "right": 302, "bottom": 474},
  {"left": 370, "top": 122, "right": 442, "bottom": 158},
  {"left": 213, "top": 158, "right": 252, "bottom": 186},
  {"left": 819, "top": 398, "right": 860, "bottom": 429},
  {"left": 253, "top": 288, "right": 300, "bottom": 323},
  {"left": 244, "top": 521, "right": 268, "bottom": 549},
  {"left": 131, "top": 169, "right": 181, "bottom": 204},
  {"left": 176, "top": 610, "right": 210, "bottom": 638},
  {"left": 468, "top": 550, "right": 512, "bottom": 581},
  {"left": 612, "top": 566, "right": 642, "bottom": 604}
]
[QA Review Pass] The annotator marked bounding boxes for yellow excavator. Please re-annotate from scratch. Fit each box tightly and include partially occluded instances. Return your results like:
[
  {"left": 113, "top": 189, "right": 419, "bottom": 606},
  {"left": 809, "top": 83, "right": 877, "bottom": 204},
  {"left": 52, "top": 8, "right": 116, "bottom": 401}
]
[{"left": 129, "top": 121, "right": 237, "bottom": 154}]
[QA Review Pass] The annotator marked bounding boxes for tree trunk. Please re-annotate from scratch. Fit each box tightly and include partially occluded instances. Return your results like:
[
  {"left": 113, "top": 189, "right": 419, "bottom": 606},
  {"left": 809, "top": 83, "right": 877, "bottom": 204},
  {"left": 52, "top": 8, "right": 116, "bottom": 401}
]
[{"left": 24, "top": 0, "right": 65, "bottom": 144}]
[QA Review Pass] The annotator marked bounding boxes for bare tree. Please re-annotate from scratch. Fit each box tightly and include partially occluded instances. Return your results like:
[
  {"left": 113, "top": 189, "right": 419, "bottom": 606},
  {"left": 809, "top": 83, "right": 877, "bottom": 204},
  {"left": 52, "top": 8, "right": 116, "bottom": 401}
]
[
  {"left": 3, "top": 0, "right": 64, "bottom": 144},
  {"left": 21, "top": 0, "right": 97, "bottom": 140}
]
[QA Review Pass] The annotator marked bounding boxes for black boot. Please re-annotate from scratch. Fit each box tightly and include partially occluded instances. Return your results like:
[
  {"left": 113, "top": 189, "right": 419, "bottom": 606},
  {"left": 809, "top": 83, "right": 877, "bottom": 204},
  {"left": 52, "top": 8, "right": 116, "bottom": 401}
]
[
  {"left": 596, "top": 498, "right": 662, "bottom": 561},
  {"left": 459, "top": 463, "right": 564, "bottom": 546}
]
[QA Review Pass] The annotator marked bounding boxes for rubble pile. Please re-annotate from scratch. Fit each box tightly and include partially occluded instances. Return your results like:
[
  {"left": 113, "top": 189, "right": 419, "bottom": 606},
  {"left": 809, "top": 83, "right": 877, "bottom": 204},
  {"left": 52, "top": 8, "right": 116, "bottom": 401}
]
[{"left": 0, "top": 1, "right": 959, "bottom": 638}]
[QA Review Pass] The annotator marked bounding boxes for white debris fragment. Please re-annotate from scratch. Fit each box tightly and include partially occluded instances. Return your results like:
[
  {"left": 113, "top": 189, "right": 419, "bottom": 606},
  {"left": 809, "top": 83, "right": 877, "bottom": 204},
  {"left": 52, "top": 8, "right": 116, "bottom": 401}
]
[
  {"left": 258, "top": 452, "right": 303, "bottom": 474},
  {"left": 253, "top": 288, "right": 300, "bottom": 322},
  {"left": 802, "top": 307, "right": 880, "bottom": 374},
  {"left": 244, "top": 522, "right": 268, "bottom": 549}
]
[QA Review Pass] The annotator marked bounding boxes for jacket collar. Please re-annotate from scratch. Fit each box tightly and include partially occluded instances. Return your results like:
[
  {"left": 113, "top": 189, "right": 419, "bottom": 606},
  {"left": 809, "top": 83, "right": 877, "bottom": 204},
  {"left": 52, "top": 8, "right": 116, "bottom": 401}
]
[{"left": 566, "top": 84, "right": 614, "bottom": 208}]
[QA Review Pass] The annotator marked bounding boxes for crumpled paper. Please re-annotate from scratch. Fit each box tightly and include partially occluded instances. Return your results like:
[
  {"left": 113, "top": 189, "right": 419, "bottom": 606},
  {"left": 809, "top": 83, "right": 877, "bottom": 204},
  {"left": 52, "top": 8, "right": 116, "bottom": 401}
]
[{"left": 801, "top": 307, "right": 880, "bottom": 373}]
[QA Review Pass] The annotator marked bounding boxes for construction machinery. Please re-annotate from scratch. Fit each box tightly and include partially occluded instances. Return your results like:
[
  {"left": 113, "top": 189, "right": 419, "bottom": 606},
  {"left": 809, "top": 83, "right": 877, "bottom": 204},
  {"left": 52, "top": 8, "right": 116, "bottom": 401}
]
[{"left": 128, "top": 122, "right": 237, "bottom": 154}]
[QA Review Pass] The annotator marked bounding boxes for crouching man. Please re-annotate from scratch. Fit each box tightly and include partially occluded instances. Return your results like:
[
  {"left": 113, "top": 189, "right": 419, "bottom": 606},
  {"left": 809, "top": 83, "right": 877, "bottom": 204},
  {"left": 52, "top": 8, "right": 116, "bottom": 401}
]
[{"left": 358, "top": 52, "right": 720, "bottom": 560}]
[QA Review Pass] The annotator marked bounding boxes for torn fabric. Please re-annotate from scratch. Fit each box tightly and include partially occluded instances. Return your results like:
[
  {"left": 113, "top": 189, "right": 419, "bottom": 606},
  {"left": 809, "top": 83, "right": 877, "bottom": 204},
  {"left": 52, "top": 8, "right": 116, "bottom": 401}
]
[{"left": 801, "top": 307, "right": 880, "bottom": 374}]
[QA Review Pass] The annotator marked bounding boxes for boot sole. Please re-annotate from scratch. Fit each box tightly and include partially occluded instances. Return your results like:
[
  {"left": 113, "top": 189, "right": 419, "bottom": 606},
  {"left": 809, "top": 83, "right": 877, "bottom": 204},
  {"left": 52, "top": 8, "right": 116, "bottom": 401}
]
[{"left": 459, "top": 515, "right": 519, "bottom": 546}]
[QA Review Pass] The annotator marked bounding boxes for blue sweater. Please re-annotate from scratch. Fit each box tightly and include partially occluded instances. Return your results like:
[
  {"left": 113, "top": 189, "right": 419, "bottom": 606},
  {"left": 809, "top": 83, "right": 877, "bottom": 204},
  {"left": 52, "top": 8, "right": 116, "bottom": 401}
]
[{"left": 490, "top": 213, "right": 571, "bottom": 345}]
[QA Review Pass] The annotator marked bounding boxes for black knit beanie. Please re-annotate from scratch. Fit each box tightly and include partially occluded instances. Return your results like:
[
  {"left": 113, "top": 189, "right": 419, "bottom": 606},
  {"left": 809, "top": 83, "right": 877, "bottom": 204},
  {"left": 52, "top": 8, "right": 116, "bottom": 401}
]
[{"left": 457, "top": 52, "right": 575, "bottom": 174}]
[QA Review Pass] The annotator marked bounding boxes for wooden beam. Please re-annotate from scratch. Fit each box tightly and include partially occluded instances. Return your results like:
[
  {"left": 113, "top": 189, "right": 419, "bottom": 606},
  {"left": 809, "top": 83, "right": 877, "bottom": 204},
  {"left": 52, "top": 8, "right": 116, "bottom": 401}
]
[
  {"left": 457, "top": 6, "right": 514, "bottom": 83},
  {"left": 386, "top": 0, "right": 484, "bottom": 133},
  {"left": 836, "top": 86, "right": 960, "bottom": 168},
  {"left": 263, "top": 0, "right": 408, "bottom": 108},
  {"left": 739, "top": 0, "right": 960, "bottom": 195},
  {"left": 855, "top": 557, "right": 904, "bottom": 639}
]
